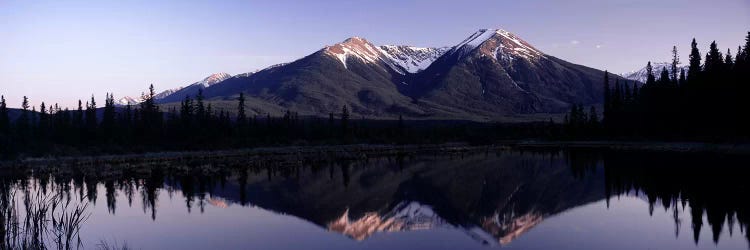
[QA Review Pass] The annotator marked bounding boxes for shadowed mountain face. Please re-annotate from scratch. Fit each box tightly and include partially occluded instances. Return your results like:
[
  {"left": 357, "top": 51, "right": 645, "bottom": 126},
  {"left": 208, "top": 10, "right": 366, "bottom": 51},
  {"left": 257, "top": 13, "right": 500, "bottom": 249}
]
[{"left": 161, "top": 29, "right": 623, "bottom": 120}]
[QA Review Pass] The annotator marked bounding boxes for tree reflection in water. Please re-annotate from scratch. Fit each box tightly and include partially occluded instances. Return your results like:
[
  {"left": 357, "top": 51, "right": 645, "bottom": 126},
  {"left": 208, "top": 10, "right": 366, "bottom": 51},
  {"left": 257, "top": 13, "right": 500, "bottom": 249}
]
[{"left": 0, "top": 149, "right": 747, "bottom": 248}]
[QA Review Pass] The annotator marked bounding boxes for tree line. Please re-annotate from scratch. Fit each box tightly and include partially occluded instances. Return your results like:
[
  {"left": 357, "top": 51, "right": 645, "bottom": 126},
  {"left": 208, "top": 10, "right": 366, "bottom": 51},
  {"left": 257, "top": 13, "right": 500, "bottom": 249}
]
[
  {"left": 566, "top": 31, "right": 750, "bottom": 141},
  {"left": 1, "top": 85, "right": 554, "bottom": 159}
]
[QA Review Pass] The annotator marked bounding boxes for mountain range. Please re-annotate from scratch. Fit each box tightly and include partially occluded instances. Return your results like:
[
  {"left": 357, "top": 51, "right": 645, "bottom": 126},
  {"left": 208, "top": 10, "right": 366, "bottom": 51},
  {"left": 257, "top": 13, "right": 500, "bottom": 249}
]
[
  {"left": 123, "top": 29, "right": 623, "bottom": 121},
  {"left": 620, "top": 62, "right": 688, "bottom": 83}
]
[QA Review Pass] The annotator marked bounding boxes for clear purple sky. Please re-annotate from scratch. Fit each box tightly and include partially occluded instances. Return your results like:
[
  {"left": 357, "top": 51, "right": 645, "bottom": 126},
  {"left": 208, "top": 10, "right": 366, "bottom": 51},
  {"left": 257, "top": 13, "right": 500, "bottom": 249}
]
[{"left": 1, "top": 0, "right": 748, "bottom": 108}]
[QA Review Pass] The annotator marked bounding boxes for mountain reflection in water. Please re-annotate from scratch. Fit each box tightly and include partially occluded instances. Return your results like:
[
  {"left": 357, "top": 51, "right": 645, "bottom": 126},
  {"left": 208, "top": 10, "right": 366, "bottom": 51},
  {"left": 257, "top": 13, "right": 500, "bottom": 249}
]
[{"left": 0, "top": 150, "right": 748, "bottom": 249}]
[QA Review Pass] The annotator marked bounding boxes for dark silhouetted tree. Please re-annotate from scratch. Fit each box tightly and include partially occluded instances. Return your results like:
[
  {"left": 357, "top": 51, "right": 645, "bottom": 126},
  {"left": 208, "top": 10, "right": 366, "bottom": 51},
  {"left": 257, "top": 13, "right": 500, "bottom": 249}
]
[
  {"left": 603, "top": 71, "right": 611, "bottom": 127},
  {"left": 17, "top": 96, "right": 30, "bottom": 134},
  {"left": 678, "top": 68, "right": 686, "bottom": 86},
  {"left": 0, "top": 95, "right": 8, "bottom": 134},
  {"left": 703, "top": 41, "right": 724, "bottom": 74},
  {"left": 237, "top": 92, "right": 246, "bottom": 124},
  {"left": 341, "top": 105, "right": 349, "bottom": 135},
  {"left": 102, "top": 93, "right": 116, "bottom": 136},
  {"left": 646, "top": 62, "right": 656, "bottom": 85},
  {"left": 671, "top": 46, "right": 680, "bottom": 84},
  {"left": 687, "top": 38, "right": 702, "bottom": 83}
]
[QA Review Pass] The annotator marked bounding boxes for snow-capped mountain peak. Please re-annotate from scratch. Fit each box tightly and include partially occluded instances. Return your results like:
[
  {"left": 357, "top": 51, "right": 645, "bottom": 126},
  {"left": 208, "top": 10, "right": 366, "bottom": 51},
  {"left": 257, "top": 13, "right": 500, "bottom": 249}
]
[
  {"left": 324, "top": 37, "right": 383, "bottom": 69},
  {"left": 117, "top": 96, "right": 141, "bottom": 106},
  {"left": 450, "top": 29, "right": 544, "bottom": 61},
  {"left": 195, "top": 72, "right": 231, "bottom": 87}
]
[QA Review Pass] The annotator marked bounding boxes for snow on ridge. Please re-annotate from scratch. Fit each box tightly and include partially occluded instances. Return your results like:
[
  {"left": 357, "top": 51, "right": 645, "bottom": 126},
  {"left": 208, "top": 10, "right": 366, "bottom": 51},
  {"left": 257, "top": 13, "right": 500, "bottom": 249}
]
[
  {"left": 378, "top": 45, "right": 450, "bottom": 74},
  {"left": 195, "top": 72, "right": 231, "bottom": 87},
  {"left": 448, "top": 28, "right": 544, "bottom": 61},
  {"left": 451, "top": 29, "right": 498, "bottom": 56},
  {"left": 621, "top": 62, "right": 688, "bottom": 83},
  {"left": 324, "top": 37, "right": 383, "bottom": 69}
]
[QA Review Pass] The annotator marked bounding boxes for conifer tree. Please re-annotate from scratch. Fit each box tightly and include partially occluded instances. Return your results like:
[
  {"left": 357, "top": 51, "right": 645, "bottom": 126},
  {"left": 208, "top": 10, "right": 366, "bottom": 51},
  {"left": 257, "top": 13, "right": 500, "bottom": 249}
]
[
  {"left": 687, "top": 38, "right": 702, "bottom": 82},
  {"left": 76, "top": 100, "right": 84, "bottom": 128},
  {"left": 341, "top": 105, "right": 350, "bottom": 135},
  {"left": 671, "top": 46, "right": 680, "bottom": 83},
  {"left": 588, "top": 106, "right": 599, "bottom": 126},
  {"left": 646, "top": 62, "right": 656, "bottom": 85},
  {"left": 603, "top": 71, "right": 611, "bottom": 126},
  {"left": 0, "top": 95, "right": 8, "bottom": 134},
  {"left": 659, "top": 67, "right": 670, "bottom": 85},
  {"left": 102, "top": 93, "right": 116, "bottom": 134},
  {"left": 703, "top": 41, "right": 724, "bottom": 74},
  {"left": 181, "top": 95, "right": 194, "bottom": 126},
  {"left": 39, "top": 102, "right": 48, "bottom": 131},
  {"left": 124, "top": 104, "right": 132, "bottom": 128},
  {"left": 679, "top": 69, "right": 686, "bottom": 86},
  {"left": 724, "top": 49, "right": 734, "bottom": 69},
  {"left": 195, "top": 89, "right": 205, "bottom": 124},
  {"left": 86, "top": 95, "right": 97, "bottom": 130},
  {"left": 18, "top": 96, "right": 30, "bottom": 133},
  {"left": 237, "top": 92, "right": 246, "bottom": 124}
]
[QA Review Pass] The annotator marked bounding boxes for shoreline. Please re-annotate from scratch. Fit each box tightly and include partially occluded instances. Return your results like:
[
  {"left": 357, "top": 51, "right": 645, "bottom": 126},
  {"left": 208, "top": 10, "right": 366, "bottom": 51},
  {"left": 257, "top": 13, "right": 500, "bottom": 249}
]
[
  {"left": 5, "top": 141, "right": 750, "bottom": 166},
  {"left": 506, "top": 141, "right": 750, "bottom": 155}
]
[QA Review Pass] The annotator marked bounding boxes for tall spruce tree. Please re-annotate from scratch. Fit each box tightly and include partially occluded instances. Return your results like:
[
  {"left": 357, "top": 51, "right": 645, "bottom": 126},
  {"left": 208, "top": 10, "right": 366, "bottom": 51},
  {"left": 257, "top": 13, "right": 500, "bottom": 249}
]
[
  {"left": 195, "top": 88, "right": 205, "bottom": 124},
  {"left": 602, "top": 71, "right": 611, "bottom": 127},
  {"left": 39, "top": 102, "right": 48, "bottom": 132},
  {"left": 341, "top": 105, "right": 350, "bottom": 135},
  {"left": 687, "top": 38, "right": 702, "bottom": 83},
  {"left": 18, "top": 96, "right": 30, "bottom": 134},
  {"left": 76, "top": 100, "right": 84, "bottom": 129},
  {"left": 86, "top": 95, "right": 97, "bottom": 130},
  {"left": 0, "top": 95, "right": 8, "bottom": 134},
  {"left": 671, "top": 46, "right": 680, "bottom": 83},
  {"left": 679, "top": 68, "right": 686, "bottom": 86},
  {"left": 659, "top": 67, "right": 671, "bottom": 85},
  {"left": 181, "top": 95, "right": 194, "bottom": 126},
  {"left": 237, "top": 92, "right": 246, "bottom": 123},
  {"left": 646, "top": 62, "right": 656, "bottom": 85},
  {"left": 703, "top": 41, "right": 724, "bottom": 74},
  {"left": 724, "top": 49, "right": 734, "bottom": 69},
  {"left": 138, "top": 84, "right": 161, "bottom": 134},
  {"left": 102, "top": 93, "right": 116, "bottom": 134}
]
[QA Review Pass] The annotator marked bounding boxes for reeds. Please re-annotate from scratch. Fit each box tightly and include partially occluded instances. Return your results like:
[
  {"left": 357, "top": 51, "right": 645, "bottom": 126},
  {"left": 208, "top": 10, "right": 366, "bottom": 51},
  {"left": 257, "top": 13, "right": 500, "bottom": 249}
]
[{"left": 1, "top": 180, "right": 91, "bottom": 250}]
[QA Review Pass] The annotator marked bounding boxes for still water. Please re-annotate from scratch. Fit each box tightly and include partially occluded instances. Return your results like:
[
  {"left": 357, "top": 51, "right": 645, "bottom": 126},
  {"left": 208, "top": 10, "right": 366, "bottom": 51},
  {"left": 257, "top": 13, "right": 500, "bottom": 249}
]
[{"left": 1, "top": 150, "right": 748, "bottom": 249}]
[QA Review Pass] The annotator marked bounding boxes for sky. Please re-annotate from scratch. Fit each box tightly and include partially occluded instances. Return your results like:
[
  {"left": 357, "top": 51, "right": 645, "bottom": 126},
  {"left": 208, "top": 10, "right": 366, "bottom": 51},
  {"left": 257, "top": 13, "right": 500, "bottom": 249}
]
[{"left": 1, "top": 0, "right": 748, "bottom": 108}]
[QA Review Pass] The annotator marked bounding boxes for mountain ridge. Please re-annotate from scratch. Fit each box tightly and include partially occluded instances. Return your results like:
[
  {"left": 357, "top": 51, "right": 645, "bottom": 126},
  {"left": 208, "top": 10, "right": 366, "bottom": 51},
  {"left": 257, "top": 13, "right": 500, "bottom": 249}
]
[{"left": 125, "top": 28, "right": 622, "bottom": 121}]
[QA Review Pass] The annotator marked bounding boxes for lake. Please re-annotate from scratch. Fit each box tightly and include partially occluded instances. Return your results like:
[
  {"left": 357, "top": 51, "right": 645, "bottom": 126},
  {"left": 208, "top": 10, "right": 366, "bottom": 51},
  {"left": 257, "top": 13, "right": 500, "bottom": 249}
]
[{"left": 1, "top": 149, "right": 748, "bottom": 249}]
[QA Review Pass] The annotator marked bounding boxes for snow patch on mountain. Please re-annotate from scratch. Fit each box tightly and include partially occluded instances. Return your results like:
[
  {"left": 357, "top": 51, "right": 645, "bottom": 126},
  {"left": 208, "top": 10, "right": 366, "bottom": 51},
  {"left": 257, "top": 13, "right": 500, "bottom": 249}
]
[
  {"left": 449, "top": 29, "right": 544, "bottom": 62},
  {"left": 454, "top": 29, "right": 498, "bottom": 53},
  {"left": 116, "top": 96, "right": 141, "bottom": 106},
  {"left": 621, "top": 62, "right": 688, "bottom": 83},
  {"left": 194, "top": 72, "right": 231, "bottom": 87},
  {"left": 115, "top": 73, "right": 231, "bottom": 106},
  {"left": 324, "top": 37, "right": 383, "bottom": 69},
  {"left": 378, "top": 46, "right": 450, "bottom": 74}
]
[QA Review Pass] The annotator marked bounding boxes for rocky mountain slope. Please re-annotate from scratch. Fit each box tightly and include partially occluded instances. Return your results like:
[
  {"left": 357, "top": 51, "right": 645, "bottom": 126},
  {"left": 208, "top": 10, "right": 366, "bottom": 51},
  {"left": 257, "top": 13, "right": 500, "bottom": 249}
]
[{"left": 152, "top": 29, "right": 622, "bottom": 121}]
